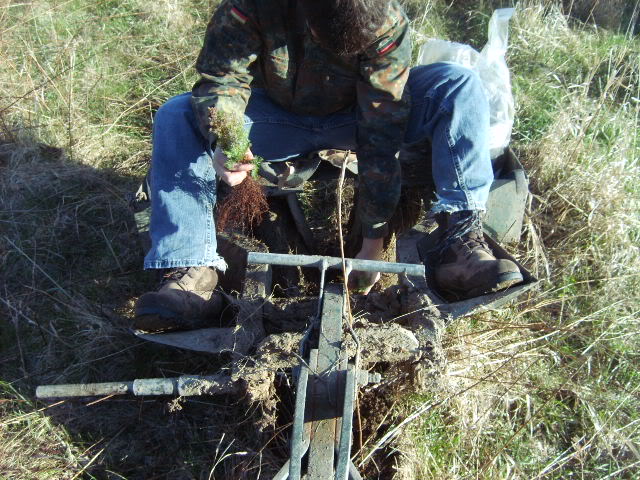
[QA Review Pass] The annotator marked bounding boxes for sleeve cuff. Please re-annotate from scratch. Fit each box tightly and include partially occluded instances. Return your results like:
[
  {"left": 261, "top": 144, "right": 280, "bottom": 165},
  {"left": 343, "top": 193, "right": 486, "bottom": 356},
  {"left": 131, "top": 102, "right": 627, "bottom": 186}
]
[{"left": 362, "top": 221, "right": 389, "bottom": 239}]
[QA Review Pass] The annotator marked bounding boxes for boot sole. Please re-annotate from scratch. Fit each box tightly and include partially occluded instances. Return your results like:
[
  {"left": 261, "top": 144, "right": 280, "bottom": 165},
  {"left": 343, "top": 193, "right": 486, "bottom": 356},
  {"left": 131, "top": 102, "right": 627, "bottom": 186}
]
[
  {"left": 134, "top": 314, "right": 182, "bottom": 333},
  {"left": 440, "top": 271, "right": 524, "bottom": 300},
  {"left": 467, "top": 271, "right": 524, "bottom": 298},
  {"left": 135, "top": 313, "right": 217, "bottom": 333}
]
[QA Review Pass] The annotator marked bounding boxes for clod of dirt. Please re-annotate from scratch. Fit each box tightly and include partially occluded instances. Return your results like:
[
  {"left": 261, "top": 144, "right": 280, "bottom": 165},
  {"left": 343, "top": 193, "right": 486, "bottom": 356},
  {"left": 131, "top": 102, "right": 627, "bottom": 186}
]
[
  {"left": 248, "top": 321, "right": 421, "bottom": 369},
  {"left": 254, "top": 332, "right": 304, "bottom": 370},
  {"left": 360, "top": 285, "right": 404, "bottom": 321},
  {"left": 263, "top": 298, "right": 316, "bottom": 333},
  {"left": 232, "top": 332, "right": 303, "bottom": 405},
  {"left": 233, "top": 363, "right": 275, "bottom": 405},
  {"left": 355, "top": 284, "right": 443, "bottom": 329},
  {"left": 344, "top": 320, "right": 421, "bottom": 364}
]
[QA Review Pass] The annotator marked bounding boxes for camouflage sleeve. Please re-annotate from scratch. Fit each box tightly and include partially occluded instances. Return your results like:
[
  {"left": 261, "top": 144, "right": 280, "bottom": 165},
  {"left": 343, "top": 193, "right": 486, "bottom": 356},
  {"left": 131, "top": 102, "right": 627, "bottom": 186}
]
[
  {"left": 356, "top": 4, "right": 411, "bottom": 239},
  {"left": 191, "top": 0, "right": 261, "bottom": 142}
]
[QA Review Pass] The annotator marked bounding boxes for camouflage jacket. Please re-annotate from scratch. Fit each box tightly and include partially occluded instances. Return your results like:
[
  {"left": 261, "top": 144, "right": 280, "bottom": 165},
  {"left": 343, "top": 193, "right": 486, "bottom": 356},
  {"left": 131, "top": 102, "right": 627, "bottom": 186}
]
[{"left": 192, "top": 0, "right": 412, "bottom": 238}]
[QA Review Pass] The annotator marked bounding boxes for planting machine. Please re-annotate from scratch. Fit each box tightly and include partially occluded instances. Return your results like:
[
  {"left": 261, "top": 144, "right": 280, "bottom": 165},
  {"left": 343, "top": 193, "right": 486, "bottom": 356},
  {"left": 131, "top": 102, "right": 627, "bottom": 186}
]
[{"left": 36, "top": 148, "right": 538, "bottom": 478}]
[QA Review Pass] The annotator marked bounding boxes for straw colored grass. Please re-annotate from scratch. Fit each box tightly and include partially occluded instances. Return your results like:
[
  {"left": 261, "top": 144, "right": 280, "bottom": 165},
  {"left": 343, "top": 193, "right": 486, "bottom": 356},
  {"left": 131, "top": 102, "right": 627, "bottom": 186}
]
[
  {"left": 392, "top": 1, "right": 640, "bottom": 478},
  {"left": 1, "top": 0, "right": 639, "bottom": 478}
]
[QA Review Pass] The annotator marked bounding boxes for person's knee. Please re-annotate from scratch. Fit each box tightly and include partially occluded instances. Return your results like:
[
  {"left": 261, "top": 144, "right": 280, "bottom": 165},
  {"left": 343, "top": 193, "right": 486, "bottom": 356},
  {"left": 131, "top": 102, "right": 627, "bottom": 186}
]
[
  {"left": 438, "top": 63, "right": 478, "bottom": 83},
  {"left": 443, "top": 64, "right": 483, "bottom": 94},
  {"left": 409, "top": 63, "right": 483, "bottom": 98},
  {"left": 154, "top": 93, "right": 193, "bottom": 127}
]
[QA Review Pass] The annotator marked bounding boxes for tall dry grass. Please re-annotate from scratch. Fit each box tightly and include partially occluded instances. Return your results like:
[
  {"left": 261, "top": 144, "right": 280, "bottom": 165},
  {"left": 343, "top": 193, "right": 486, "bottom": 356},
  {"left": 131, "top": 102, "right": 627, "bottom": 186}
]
[
  {"left": 393, "top": 2, "right": 640, "bottom": 478},
  {"left": 1, "top": 0, "right": 639, "bottom": 478}
]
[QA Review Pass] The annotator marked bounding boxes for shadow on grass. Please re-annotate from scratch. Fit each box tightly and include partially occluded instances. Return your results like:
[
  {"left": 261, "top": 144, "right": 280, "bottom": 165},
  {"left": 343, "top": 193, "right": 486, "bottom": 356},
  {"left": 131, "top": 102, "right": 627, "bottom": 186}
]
[{"left": 0, "top": 133, "right": 284, "bottom": 479}]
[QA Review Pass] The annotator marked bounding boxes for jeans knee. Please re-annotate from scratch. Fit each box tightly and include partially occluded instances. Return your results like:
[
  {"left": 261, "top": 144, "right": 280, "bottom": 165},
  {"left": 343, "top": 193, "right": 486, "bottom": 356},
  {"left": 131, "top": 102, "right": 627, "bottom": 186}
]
[
  {"left": 445, "top": 64, "right": 484, "bottom": 96},
  {"left": 409, "top": 63, "right": 484, "bottom": 100},
  {"left": 440, "top": 63, "right": 478, "bottom": 82},
  {"left": 154, "top": 93, "right": 193, "bottom": 127}
]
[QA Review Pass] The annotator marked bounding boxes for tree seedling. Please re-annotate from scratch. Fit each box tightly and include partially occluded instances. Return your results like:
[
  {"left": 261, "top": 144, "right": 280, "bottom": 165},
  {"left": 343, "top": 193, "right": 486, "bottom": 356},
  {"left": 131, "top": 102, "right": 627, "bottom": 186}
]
[{"left": 209, "top": 108, "right": 268, "bottom": 231}]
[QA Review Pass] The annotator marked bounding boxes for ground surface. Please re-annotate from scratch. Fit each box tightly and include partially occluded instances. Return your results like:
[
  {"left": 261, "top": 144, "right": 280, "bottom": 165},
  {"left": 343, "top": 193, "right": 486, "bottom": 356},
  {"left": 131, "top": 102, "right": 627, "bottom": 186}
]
[{"left": 1, "top": 0, "right": 640, "bottom": 478}]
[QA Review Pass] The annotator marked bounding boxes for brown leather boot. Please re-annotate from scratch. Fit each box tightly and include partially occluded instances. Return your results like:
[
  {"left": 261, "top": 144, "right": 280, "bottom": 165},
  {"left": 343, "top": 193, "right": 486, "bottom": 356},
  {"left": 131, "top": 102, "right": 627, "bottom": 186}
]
[
  {"left": 134, "top": 266, "right": 224, "bottom": 332},
  {"left": 434, "top": 211, "right": 523, "bottom": 298}
]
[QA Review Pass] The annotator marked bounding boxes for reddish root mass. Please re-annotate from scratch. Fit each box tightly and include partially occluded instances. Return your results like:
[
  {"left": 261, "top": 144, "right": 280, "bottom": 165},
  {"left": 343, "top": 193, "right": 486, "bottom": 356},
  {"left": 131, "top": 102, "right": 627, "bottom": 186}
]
[{"left": 217, "top": 177, "right": 269, "bottom": 232}]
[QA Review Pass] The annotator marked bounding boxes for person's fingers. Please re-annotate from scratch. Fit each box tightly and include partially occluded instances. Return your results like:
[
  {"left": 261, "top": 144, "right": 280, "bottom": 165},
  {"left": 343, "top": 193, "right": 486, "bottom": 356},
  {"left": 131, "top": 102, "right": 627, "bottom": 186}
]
[
  {"left": 213, "top": 147, "right": 255, "bottom": 172},
  {"left": 348, "top": 270, "right": 381, "bottom": 295},
  {"left": 228, "top": 162, "right": 254, "bottom": 172},
  {"left": 220, "top": 170, "right": 248, "bottom": 187}
]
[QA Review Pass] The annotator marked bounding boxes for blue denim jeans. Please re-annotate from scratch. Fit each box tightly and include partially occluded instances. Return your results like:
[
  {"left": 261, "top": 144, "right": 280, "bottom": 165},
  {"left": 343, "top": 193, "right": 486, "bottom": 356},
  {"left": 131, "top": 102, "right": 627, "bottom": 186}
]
[{"left": 143, "top": 62, "right": 492, "bottom": 270}]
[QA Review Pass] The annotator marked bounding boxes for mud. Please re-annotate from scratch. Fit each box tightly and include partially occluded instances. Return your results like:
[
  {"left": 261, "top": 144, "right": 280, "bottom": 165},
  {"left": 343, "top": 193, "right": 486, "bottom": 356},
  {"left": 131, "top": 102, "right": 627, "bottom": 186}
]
[
  {"left": 263, "top": 297, "right": 316, "bottom": 333},
  {"left": 242, "top": 319, "right": 423, "bottom": 373},
  {"left": 344, "top": 319, "right": 421, "bottom": 364},
  {"left": 178, "top": 375, "right": 239, "bottom": 396}
]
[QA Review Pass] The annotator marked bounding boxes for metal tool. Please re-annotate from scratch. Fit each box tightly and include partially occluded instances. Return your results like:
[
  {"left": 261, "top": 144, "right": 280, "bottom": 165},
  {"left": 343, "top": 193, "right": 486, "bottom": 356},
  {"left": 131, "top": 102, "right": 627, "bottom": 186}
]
[
  {"left": 36, "top": 252, "right": 425, "bottom": 480},
  {"left": 251, "top": 253, "right": 423, "bottom": 480}
]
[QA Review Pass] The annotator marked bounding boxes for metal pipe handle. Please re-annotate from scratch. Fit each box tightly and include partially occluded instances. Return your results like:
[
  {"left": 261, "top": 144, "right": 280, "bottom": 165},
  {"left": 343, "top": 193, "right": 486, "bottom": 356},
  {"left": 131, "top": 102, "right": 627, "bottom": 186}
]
[
  {"left": 247, "top": 252, "right": 424, "bottom": 277},
  {"left": 36, "top": 381, "right": 133, "bottom": 399},
  {"left": 36, "top": 374, "right": 237, "bottom": 399}
]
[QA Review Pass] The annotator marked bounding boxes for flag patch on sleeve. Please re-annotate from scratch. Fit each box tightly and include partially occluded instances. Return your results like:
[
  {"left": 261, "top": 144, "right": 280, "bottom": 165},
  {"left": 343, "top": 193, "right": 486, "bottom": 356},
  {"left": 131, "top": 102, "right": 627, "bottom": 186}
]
[
  {"left": 377, "top": 38, "right": 397, "bottom": 56},
  {"left": 230, "top": 6, "right": 248, "bottom": 24}
]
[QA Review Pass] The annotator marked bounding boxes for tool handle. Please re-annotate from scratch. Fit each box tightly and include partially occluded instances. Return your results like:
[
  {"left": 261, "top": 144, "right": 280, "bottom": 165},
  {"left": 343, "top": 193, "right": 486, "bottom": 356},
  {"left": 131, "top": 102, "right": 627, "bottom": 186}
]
[
  {"left": 36, "top": 381, "right": 133, "bottom": 398},
  {"left": 36, "top": 375, "right": 237, "bottom": 399},
  {"left": 247, "top": 252, "right": 425, "bottom": 276}
]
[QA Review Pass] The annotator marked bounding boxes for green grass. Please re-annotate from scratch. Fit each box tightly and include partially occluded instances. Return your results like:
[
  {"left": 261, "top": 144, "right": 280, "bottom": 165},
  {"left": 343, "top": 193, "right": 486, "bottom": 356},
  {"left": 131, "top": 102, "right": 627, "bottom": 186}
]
[{"left": 2, "top": 0, "right": 640, "bottom": 478}]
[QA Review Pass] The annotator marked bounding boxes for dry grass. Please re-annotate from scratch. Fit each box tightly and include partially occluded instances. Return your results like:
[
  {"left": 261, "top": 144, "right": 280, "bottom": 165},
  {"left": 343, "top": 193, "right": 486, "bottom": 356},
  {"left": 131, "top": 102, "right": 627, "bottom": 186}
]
[
  {"left": 0, "top": 1, "right": 284, "bottom": 478},
  {"left": 392, "top": 1, "right": 640, "bottom": 478},
  {"left": 1, "top": 0, "right": 639, "bottom": 478},
  {"left": 0, "top": 382, "right": 81, "bottom": 479}
]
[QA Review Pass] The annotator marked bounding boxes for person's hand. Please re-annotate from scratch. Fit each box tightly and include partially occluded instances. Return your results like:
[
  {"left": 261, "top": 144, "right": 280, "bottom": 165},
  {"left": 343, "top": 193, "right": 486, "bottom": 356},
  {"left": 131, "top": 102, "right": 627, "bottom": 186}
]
[
  {"left": 213, "top": 145, "right": 255, "bottom": 186},
  {"left": 348, "top": 237, "right": 384, "bottom": 295}
]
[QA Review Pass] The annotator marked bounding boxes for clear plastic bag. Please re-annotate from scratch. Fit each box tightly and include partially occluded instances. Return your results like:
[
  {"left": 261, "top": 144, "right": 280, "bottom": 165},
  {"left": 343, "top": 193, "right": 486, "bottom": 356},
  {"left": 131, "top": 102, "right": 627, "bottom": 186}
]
[{"left": 417, "top": 8, "right": 516, "bottom": 159}]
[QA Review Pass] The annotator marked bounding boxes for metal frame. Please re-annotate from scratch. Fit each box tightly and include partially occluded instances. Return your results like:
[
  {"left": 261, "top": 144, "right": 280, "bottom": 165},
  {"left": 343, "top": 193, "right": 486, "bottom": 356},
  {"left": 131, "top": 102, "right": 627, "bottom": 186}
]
[
  {"left": 273, "top": 283, "right": 367, "bottom": 480},
  {"left": 37, "top": 251, "right": 425, "bottom": 480},
  {"left": 251, "top": 251, "right": 423, "bottom": 480}
]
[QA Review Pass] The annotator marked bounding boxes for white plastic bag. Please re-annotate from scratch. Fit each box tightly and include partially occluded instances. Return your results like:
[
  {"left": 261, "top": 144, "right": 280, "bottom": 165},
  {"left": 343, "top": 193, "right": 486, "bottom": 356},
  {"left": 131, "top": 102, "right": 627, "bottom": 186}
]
[
  {"left": 417, "top": 8, "right": 516, "bottom": 159},
  {"left": 417, "top": 38, "right": 479, "bottom": 69}
]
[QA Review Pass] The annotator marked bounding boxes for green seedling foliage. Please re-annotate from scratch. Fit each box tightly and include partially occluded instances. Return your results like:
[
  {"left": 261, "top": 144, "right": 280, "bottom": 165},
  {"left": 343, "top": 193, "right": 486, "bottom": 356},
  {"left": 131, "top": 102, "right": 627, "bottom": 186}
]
[{"left": 209, "top": 108, "right": 263, "bottom": 179}]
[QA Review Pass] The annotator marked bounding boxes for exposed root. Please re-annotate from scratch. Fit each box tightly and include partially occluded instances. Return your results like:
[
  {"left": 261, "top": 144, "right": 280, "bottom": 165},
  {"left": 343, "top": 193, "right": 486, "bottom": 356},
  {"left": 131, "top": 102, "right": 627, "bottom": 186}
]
[{"left": 217, "top": 176, "right": 269, "bottom": 232}]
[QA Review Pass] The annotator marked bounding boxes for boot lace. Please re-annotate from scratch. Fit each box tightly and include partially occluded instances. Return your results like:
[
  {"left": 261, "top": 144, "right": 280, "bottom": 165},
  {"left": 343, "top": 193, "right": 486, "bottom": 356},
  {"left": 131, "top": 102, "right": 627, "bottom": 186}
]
[
  {"left": 158, "top": 267, "right": 189, "bottom": 286},
  {"left": 435, "top": 210, "right": 490, "bottom": 257}
]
